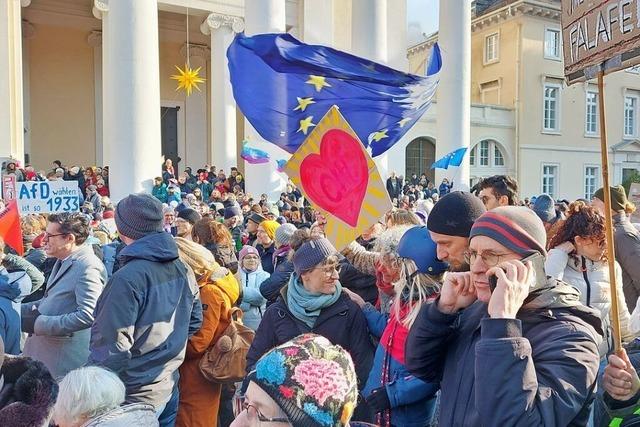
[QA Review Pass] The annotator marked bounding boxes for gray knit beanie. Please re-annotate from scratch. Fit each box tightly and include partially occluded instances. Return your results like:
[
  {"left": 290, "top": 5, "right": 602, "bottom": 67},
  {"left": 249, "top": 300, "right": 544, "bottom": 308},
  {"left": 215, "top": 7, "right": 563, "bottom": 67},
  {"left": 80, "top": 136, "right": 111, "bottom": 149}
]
[
  {"left": 292, "top": 238, "right": 337, "bottom": 274},
  {"left": 275, "top": 223, "right": 297, "bottom": 247},
  {"left": 532, "top": 194, "right": 555, "bottom": 223},
  {"left": 115, "top": 193, "right": 164, "bottom": 240}
]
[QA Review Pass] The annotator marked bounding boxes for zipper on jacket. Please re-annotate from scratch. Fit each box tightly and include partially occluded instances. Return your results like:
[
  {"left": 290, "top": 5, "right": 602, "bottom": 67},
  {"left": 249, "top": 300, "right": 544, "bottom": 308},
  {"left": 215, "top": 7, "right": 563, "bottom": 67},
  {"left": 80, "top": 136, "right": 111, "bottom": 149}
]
[{"left": 581, "top": 257, "right": 592, "bottom": 307}]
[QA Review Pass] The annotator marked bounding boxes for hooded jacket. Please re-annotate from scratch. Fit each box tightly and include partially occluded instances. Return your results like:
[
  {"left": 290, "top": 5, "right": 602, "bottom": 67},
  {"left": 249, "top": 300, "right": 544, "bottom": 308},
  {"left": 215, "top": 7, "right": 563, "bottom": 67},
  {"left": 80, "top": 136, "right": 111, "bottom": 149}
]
[
  {"left": 545, "top": 248, "right": 633, "bottom": 356},
  {"left": 239, "top": 265, "right": 269, "bottom": 331},
  {"left": 0, "top": 268, "right": 31, "bottom": 354},
  {"left": 89, "top": 232, "right": 202, "bottom": 409},
  {"left": 405, "top": 278, "right": 603, "bottom": 427},
  {"left": 176, "top": 267, "right": 239, "bottom": 427}
]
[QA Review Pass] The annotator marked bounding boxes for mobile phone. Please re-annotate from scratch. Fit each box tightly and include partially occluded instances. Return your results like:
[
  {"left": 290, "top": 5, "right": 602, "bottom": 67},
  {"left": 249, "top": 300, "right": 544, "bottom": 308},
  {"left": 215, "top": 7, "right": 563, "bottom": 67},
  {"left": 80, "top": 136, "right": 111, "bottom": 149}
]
[{"left": 488, "top": 252, "right": 546, "bottom": 292}]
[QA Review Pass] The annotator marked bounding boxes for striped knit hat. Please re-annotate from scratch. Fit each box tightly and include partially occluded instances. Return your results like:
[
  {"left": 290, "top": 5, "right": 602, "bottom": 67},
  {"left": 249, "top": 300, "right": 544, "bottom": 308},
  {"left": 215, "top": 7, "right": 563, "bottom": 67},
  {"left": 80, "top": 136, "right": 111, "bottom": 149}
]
[{"left": 469, "top": 206, "right": 547, "bottom": 258}]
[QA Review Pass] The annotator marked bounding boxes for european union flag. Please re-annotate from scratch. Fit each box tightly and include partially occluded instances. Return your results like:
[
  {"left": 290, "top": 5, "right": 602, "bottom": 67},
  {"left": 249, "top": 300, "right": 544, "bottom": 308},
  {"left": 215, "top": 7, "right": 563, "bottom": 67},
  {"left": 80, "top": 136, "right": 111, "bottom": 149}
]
[
  {"left": 431, "top": 147, "right": 468, "bottom": 170},
  {"left": 227, "top": 33, "right": 441, "bottom": 157}
]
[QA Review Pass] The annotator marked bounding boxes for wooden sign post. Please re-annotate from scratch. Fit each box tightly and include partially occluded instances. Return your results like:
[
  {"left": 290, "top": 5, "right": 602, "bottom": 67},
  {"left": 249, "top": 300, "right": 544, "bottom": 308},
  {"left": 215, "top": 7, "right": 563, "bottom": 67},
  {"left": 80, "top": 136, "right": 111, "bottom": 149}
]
[{"left": 562, "top": 0, "right": 640, "bottom": 352}]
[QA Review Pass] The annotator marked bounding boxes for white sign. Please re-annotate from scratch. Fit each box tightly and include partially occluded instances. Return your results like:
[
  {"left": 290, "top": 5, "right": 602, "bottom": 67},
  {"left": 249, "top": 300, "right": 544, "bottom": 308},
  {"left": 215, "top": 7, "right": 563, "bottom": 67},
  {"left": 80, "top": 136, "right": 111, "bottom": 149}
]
[{"left": 16, "top": 181, "right": 80, "bottom": 214}]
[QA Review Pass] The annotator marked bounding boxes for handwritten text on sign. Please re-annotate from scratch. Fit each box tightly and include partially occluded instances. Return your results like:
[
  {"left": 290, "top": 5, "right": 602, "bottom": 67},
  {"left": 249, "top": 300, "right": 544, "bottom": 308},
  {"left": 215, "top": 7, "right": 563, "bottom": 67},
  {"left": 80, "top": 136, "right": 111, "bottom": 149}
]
[
  {"left": 16, "top": 181, "right": 80, "bottom": 214},
  {"left": 562, "top": 0, "right": 640, "bottom": 84}
]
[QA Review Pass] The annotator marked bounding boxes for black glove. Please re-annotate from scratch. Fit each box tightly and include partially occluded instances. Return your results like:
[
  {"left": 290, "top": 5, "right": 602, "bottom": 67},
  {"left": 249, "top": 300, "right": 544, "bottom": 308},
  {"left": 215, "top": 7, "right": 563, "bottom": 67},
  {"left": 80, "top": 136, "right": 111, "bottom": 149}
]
[
  {"left": 21, "top": 306, "right": 41, "bottom": 334},
  {"left": 366, "top": 386, "right": 391, "bottom": 413}
]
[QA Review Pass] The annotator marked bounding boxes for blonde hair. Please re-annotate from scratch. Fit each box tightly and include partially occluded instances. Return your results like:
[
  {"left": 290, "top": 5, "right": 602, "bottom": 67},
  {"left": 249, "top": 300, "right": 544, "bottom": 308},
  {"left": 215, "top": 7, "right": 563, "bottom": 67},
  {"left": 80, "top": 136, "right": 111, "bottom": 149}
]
[
  {"left": 174, "top": 237, "right": 227, "bottom": 282},
  {"left": 393, "top": 259, "right": 442, "bottom": 328}
]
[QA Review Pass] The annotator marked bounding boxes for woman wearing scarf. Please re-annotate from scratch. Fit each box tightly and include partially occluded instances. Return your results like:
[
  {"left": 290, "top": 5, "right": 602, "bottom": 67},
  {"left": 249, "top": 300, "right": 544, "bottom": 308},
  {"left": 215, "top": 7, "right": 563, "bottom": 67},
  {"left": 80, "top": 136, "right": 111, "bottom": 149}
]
[
  {"left": 246, "top": 229, "right": 375, "bottom": 421},
  {"left": 345, "top": 226, "right": 446, "bottom": 427}
]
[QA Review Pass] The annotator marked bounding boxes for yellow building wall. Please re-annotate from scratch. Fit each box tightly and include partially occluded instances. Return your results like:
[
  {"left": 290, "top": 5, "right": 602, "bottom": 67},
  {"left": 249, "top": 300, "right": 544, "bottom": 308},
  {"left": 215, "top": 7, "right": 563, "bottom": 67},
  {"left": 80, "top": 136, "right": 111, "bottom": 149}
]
[
  {"left": 470, "top": 19, "right": 519, "bottom": 107},
  {"left": 28, "top": 24, "right": 95, "bottom": 170}
]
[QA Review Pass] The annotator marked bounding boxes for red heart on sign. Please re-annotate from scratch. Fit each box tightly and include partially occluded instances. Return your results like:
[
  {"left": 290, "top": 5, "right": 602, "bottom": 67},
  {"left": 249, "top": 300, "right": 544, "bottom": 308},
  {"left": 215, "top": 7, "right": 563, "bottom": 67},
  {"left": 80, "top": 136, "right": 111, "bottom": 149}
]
[{"left": 300, "top": 129, "right": 369, "bottom": 227}]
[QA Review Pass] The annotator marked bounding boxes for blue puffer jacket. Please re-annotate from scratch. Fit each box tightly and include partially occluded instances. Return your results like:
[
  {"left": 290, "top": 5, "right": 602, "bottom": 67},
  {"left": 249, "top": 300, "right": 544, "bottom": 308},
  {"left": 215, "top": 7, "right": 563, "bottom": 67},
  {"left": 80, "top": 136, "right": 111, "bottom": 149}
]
[
  {"left": 363, "top": 303, "right": 438, "bottom": 427},
  {"left": 0, "top": 268, "right": 31, "bottom": 354},
  {"left": 239, "top": 266, "right": 269, "bottom": 331}
]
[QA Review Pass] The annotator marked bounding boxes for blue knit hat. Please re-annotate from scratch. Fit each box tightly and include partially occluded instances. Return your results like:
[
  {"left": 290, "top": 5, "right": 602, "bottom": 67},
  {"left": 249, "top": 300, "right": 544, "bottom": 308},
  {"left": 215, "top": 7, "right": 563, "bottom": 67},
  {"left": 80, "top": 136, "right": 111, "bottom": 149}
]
[{"left": 292, "top": 238, "right": 337, "bottom": 274}]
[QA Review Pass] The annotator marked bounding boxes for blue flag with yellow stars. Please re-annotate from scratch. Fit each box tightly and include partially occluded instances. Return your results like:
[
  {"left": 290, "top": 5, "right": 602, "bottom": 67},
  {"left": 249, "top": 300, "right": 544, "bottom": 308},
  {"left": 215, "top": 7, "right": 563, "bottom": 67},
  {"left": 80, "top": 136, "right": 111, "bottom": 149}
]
[
  {"left": 431, "top": 147, "right": 468, "bottom": 170},
  {"left": 227, "top": 33, "right": 441, "bottom": 157}
]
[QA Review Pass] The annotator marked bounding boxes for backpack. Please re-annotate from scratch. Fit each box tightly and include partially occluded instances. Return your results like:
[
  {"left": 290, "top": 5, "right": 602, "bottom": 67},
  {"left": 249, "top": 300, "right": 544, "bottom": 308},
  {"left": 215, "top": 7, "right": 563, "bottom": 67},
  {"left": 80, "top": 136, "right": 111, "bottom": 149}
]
[{"left": 199, "top": 307, "right": 255, "bottom": 383}]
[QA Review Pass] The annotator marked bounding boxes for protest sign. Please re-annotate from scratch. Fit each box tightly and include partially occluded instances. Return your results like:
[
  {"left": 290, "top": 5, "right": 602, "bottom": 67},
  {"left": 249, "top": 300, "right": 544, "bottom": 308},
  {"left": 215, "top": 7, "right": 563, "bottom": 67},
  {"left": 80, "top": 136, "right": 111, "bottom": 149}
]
[
  {"left": 283, "top": 105, "right": 392, "bottom": 251},
  {"left": 16, "top": 181, "right": 80, "bottom": 215},
  {"left": 1, "top": 175, "right": 16, "bottom": 201},
  {"left": 562, "top": 0, "right": 640, "bottom": 85}
]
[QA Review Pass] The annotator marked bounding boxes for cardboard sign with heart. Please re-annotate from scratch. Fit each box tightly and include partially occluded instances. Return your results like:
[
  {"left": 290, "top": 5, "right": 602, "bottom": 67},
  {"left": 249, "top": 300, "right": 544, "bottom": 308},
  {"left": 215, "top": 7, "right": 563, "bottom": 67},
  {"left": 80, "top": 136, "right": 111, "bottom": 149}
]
[{"left": 283, "top": 106, "right": 393, "bottom": 251}]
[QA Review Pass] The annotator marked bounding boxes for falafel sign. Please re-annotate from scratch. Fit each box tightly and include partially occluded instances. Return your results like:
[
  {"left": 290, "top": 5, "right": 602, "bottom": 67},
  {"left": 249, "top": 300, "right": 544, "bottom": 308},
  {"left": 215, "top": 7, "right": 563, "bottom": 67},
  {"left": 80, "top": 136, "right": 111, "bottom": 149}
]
[
  {"left": 16, "top": 181, "right": 80, "bottom": 215},
  {"left": 562, "top": 0, "right": 640, "bottom": 84},
  {"left": 282, "top": 106, "right": 392, "bottom": 251}
]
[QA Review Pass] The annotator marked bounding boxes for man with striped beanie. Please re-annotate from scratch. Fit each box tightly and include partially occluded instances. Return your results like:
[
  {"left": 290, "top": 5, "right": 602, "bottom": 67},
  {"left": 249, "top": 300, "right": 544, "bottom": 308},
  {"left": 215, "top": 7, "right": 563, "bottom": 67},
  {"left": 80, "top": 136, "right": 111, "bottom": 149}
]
[{"left": 406, "top": 206, "right": 603, "bottom": 426}]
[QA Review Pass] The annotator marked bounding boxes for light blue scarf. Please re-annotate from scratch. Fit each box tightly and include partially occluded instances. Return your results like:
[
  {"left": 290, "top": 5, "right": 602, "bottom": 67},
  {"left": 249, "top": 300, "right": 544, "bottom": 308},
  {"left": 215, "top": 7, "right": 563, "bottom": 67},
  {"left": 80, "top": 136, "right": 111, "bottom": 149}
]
[{"left": 286, "top": 272, "right": 342, "bottom": 328}]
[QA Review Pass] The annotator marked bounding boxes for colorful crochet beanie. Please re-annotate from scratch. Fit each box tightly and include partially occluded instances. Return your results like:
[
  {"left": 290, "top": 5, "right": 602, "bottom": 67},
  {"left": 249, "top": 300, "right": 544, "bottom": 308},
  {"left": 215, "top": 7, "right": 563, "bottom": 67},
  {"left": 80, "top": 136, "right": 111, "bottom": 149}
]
[{"left": 247, "top": 334, "right": 358, "bottom": 427}]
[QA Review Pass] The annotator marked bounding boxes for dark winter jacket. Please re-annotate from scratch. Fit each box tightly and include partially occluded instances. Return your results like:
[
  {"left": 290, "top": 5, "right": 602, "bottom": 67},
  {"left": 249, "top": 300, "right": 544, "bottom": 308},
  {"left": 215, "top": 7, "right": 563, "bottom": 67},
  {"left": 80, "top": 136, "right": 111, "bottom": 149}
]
[
  {"left": 405, "top": 280, "right": 603, "bottom": 426},
  {"left": 438, "top": 181, "right": 453, "bottom": 196},
  {"left": 89, "top": 232, "right": 202, "bottom": 409},
  {"left": 339, "top": 259, "right": 378, "bottom": 305},
  {"left": 0, "top": 355, "right": 58, "bottom": 427},
  {"left": 363, "top": 304, "right": 438, "bottom": 427},
  {"left": 0, "top": 268, "right": 31, "bottom": 354},
  {"left": 612, "top": 213, "right": 640, "bottom": 312},
  {"left": 246, "top": 285, "right": 375, "bottom": 388},
  {"left": 259, "top": 249, "right": 293, "bottom": 304},
  {"left": 256, "top": 243, "right": 276, "bottom": 274}
]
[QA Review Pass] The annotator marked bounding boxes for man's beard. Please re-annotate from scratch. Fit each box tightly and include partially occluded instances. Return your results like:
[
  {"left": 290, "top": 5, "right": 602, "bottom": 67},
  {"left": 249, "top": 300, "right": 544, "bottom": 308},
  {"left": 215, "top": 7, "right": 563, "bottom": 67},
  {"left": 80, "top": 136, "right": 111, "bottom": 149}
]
[{"left": 449, "top": 260, "right": 470, "bottom": 272}]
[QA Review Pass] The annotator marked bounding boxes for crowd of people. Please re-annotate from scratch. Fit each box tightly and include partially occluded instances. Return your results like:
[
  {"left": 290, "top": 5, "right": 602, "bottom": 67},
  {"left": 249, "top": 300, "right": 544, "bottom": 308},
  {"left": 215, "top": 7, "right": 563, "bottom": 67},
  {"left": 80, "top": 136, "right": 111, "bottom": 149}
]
[{"left": 3, "top": 158, "right": 640, "bottom": 426}]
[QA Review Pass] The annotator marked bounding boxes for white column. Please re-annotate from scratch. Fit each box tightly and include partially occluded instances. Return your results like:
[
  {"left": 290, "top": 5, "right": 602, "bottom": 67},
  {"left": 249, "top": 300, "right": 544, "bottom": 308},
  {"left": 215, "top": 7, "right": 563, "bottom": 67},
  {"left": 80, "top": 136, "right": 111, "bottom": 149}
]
[
  {"left": 351, "top": 0, "right": 389, "bottom": 177},
  {"left": 94, "top": 0, "right": 162, "bottom": 201},
  {"left": 87, "top": 30, "right": 103, "bottom": 165},
  {"left": 22, "top": 19, "right": 34, "bottom": 162},
  {"left": 436, "top": 0, "right": 471, "bottom": 191},
  {"left": 303, "top": 0, "right": 333, "bottom": 45},
  {"left": 182, "top": 43, "right": 209, "bottom": 169},
  {"left": 0, "top": 0, "right": 28, "bottom": 164},
  {"left": 201, "top": 14, "right": 244, "bottom": 175},
  {"left": 243, "top": 0, "right": 287, "bottom": 201}
]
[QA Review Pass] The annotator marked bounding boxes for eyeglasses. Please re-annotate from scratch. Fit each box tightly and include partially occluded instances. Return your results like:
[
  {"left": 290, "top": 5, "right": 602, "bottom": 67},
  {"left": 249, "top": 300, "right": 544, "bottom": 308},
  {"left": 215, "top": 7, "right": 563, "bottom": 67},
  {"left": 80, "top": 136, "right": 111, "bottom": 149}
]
[
  {"left": 43, "top": 231, "right": 68, "bottom": 239},
  {"left": 316, "top": 263, "right": 340, "bottom": 278},
  {"left": 463, "top": 250, "right": 511, "bottom": 267},
  {"left": 242, "top": 401, "right": 289, "bottom": 423}
]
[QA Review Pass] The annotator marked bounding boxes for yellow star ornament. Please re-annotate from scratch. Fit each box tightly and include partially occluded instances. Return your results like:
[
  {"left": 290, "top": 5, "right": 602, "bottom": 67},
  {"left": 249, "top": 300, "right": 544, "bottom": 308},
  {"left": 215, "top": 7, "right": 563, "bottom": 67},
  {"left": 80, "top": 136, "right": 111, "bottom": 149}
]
[
  {"left": 171, "top": 64, "right": 205, "bottom": 96},
  {"left": 371, "top": 129, "right": 389, "bottom": 142}
]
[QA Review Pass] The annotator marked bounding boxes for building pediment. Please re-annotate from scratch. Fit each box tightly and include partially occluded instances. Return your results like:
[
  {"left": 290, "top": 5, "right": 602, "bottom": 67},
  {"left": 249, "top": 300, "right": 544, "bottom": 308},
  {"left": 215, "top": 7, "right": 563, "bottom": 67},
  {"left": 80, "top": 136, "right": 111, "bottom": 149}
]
[{"left": 611, "top": 139, "right": 640, "bottom": 153}]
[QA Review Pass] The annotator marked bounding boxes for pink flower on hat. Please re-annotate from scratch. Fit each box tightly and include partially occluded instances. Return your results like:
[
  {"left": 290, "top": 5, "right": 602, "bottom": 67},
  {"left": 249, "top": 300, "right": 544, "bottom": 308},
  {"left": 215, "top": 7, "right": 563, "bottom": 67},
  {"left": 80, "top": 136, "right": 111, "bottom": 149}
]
[
  {"left": 279, "top": 385, "right": 295, "bottom": 399},
  {"left": 292, "top": 359, "right": 349, "bottom": 406}
]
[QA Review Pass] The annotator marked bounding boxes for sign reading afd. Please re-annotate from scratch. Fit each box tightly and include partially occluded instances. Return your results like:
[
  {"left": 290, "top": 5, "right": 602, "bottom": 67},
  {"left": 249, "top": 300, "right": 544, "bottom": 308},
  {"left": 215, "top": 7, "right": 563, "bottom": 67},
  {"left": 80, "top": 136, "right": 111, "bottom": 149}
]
[{"left": 16, "top": 181, "right": 80, "bottom": 214}]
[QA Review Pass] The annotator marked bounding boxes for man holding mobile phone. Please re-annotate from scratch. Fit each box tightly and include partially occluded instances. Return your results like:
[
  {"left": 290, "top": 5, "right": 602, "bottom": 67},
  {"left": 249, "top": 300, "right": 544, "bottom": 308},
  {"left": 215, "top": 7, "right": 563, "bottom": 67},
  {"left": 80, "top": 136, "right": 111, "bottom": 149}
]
[{"left": 406, "top": 206, "right": 603, "bottom": 426}]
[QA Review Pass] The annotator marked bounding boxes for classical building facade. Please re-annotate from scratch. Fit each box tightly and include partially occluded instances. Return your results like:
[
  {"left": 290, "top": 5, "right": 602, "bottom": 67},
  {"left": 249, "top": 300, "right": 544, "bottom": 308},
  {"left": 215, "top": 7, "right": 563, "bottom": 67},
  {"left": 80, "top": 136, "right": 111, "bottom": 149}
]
[
  {"left": 1, "top": 0, "right": 413, "bottom": 200},
  {"left": 408, "top": 0, "right": 640, "bottom": 200}
]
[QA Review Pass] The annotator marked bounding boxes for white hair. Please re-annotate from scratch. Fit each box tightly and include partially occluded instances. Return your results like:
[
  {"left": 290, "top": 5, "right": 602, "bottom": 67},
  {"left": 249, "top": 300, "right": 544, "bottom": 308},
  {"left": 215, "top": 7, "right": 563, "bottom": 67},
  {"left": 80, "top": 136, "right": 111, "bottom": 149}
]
[{"left": 53, "top": 367, "right": 126, "bottom": 427}]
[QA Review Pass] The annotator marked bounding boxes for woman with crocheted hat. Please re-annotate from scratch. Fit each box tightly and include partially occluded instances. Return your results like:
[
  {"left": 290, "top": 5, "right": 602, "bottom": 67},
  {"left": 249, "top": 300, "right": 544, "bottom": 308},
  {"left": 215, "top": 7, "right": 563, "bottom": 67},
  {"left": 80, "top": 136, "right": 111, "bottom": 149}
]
[
  {"left": 233, "top": 334, "right": 374, "bottom": 427},
  {"left": 345, "top": 225, "right": 447, "bottom": 427},
  {"left": 246, "top": 229, "right": 375, "bottom": 422}
]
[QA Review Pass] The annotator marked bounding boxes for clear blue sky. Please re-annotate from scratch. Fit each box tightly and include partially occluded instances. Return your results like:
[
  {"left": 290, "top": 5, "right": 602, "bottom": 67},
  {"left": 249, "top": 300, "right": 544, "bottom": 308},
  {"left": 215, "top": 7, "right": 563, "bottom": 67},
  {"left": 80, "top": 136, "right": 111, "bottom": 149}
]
[{"left": 407, "top": 0, "right": 440, "bottom": 46}]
